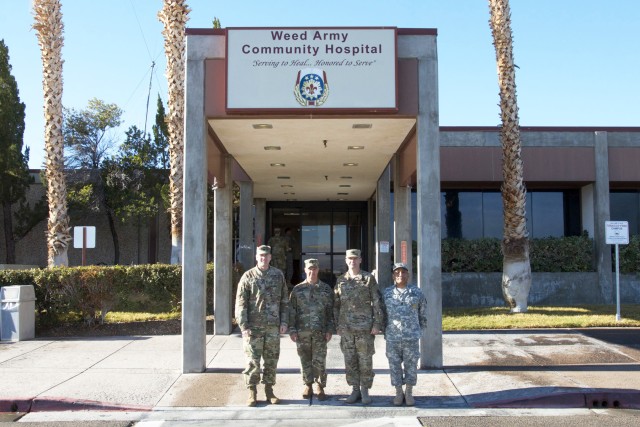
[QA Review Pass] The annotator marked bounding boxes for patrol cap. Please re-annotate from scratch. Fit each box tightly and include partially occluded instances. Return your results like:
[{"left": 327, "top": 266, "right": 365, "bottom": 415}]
[
  {"left": 256, "top": 245, "right": 271, "bottom": 255},
  {"left": 346, "top": 249, "right": 361, "bottom": 258},
  {"left": 304, "top": 259, "right": 319, "bottom": 269},
  {"left": 392, "top": 262, "right": 409, "bottom": 272}
]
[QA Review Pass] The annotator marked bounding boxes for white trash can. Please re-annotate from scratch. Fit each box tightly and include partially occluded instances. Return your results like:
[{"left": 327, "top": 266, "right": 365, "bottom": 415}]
[{"left": 0, "top": 285, "right": 36, "bottom": 341}]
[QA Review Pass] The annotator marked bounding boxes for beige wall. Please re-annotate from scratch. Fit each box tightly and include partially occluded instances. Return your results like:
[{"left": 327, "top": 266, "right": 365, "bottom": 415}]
[{"left": 1, "top": 177, "right": 172, "bottom": 267}]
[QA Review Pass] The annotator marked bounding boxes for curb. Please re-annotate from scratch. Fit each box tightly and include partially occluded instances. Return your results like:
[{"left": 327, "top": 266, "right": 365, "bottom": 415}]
[
  {"left": 480, "top": 390, "right": 640, "bottom": 410},
  {"left": 0, "top": 397, "right": 152, "bottom": 413}
]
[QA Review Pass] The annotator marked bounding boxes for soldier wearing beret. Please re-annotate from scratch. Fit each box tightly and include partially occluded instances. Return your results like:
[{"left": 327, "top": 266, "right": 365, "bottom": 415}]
[
  {"left": 382, "top": 263, "right": 427, "bottom": 406},
  {"left": 235, "top": 245, "right": 289, "bottom": 407},
  {"left": 288, "top": 258, "right": 335, "bottom": 400},
  {"left": 334, "top": 249, "right": 384, "bottom": 405}
]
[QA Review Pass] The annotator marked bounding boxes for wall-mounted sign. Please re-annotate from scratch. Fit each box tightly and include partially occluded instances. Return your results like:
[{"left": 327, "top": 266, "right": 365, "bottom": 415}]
[{"left": 226, "top": 27, "right": 397, "bottom": 111}]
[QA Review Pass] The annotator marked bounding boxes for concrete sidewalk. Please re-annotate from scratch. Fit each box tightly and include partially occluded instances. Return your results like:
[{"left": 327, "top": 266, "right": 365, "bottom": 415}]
[{"left": 1, "top": 328, "right": 639, "bottom": 422}]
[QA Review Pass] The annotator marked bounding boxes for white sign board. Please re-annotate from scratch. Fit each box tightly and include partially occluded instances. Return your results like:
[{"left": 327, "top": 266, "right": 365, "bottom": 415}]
[
  {"left": 73, "top": 226, "right": 96, "bottom": 249},
  {"left": 227, "top": 28, "right": 397, "bottom": 110},
  {"left": 605, "top": 221, "right": 629, "bottom": 245}
]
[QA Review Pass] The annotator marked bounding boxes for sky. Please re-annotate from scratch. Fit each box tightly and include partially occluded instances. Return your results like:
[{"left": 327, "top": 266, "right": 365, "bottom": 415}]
[{"left": 1, "top": 0, "right": 639, "bottom": 169}]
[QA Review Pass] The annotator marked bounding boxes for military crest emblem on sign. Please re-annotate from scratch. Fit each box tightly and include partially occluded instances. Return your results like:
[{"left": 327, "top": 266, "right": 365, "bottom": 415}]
[{"left": 294, "top": 68, "right": 329, "bottom": 106}]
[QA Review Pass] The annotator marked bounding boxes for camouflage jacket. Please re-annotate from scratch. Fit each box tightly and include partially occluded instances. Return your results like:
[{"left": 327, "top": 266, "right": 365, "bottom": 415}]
[
  {"left": 268, "top": 236, "right": 288, "bottom": 267},
  {"left": 288, "top": 280, "right": 336, "bottom": 335},
  {"left": 235, "top": 266, "right": 289, "bottom": 332},
  {"left": 382, "top": 284, "right": 427, "bottom": 341},
  {"left": 334, "top": 270, "right": 384, "bottom": 333}
]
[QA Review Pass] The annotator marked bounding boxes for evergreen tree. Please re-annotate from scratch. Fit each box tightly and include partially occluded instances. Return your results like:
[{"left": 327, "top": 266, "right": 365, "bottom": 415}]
[{"left": 0, "top": 40, "right": 36, "bottom": 263}]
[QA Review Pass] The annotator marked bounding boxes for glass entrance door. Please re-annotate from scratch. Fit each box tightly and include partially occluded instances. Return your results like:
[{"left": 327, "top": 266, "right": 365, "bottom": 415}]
[{"left": 269, "top": 202, "right": 366, "bottom": 286}]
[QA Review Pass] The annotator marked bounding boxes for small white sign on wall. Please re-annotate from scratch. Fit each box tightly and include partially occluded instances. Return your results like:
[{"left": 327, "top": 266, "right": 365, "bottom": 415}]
[{"left": 73, "top": 226, "right": 96, "bottom": 249}]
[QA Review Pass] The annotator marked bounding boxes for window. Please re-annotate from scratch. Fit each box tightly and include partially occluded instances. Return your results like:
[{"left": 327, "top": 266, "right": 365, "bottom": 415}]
[
  {"left": 432, "top": 190, "right": 578, "bottom": 240},
  {"left": 610, "top": 191, "right": 640, "bottom": 235}
]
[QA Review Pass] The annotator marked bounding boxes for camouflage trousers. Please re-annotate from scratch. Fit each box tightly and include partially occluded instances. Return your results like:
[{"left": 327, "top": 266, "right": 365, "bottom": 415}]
[
  {"left": 242, "top": 326, "right": 281, "bottom": 387},
  {"left": 295, "top": 330, "right": 328, "bottom": 386},
  {"left": 385, "top": 339, "right": 420, "bottom": 386},
  {"left": 339, "top": 331, "right": 376, "bottom": 388}
]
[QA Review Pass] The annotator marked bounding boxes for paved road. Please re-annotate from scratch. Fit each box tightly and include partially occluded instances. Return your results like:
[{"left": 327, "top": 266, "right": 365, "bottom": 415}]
[{"left": 2, "top": 408, "right": 640, "bottom": 426}]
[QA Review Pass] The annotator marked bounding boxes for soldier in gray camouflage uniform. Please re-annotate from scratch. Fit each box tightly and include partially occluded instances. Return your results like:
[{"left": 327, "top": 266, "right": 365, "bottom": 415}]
[
  {"left": 235, "top": 245, "right": 289, "bottom": 407},
  {"left": 288, "top": 258, "right": 335, "bottom": 400},
  {"left": 334, "top": 249, "right": 384, "bottom": 405},
  {"left": 382, "top": 262, "right": 427, "bottom": 406}
]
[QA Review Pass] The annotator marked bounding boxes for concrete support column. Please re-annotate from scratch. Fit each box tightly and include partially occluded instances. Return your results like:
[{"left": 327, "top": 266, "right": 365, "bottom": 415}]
[
  {"left": 581, "top": 184, "right": 595, "bottom": 239},
  {"left": 376, "top": 164, "right": 392, "bottom": 287},
  {"left": 238, "top": 182, "right": 254, "bottom": 271},
  {"left": 182, "top": 37, "right": 208, "bottom": 373},
  {"left": 393, "top": 155, "right": 413, "bottom": 275},
  {"left": 393, "top": 156, "right": 416, "bottom": 274},
  {"left": 415, "top": 37, "right": 442, "bottom": 369},
  {"left": 214, "top": 155, "right": 233, "bottom": 335},
  {"left": 254, "top": 198, "right": 266, "bottom": 247},
  {"left": 594, "top": 131, "right": 613, "bottom": 303}
]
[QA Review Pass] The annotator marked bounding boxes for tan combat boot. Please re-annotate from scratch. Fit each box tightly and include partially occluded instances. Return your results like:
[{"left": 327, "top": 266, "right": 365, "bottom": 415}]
[
  {"left": 404, "top": 384, "right": 415, "bottom": 406},
  {"left": 247, "top": 385, "right": 257, "bottom": 407},
  {"left": 345, "top": 386, "right": 361, "bottom": 404},
  {"left": 302, "top": 383, "right": 313, "bottom": 399},
  {"left": 265, "top": 384, "right": 280, "bottom": 404},
  {"left": 315, "top": 383, "right": 327, "bottom": 401},
  {"left": 393, "top": 385, "right": 404, "bottom": 406},
  {"left": 360, "top": 386, "right": 372, "bottom": 405}
]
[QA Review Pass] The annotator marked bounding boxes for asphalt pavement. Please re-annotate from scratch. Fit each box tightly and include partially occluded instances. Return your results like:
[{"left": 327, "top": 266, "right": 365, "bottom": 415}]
[{"left": 1, "top": 328, "right": 639, "bottom": 425}]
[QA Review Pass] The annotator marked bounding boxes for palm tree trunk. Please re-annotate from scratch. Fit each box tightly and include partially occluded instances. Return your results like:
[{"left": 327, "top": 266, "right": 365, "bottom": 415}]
[
  {"left": 488, "top": 0, "right": 531, "bottom": 312},
  {"left": 158, "top": 0, "right": 190, "bottom": 264},
  {"left": 33, "top": 0, "right": 72, "bottom": 267}
]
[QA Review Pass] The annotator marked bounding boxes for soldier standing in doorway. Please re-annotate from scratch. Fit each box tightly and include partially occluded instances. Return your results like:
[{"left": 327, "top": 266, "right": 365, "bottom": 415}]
[
  {"left": 235, "top": 245, "right": 289, "bottom": 407},
  {"left": 268, "top": 227, "right": 289, "bottom": 273},
  {"left": 334, "top": 249, "right": 384, "bottom": 405},
  {"left": 284, "top": 227, "right": 297, "bottom": 285},
  {"left": 288, "top": 258, "right": 335, "bottom": 400},
  {"left": 382, "top": 262, "right": 427, "bottom": 406}
]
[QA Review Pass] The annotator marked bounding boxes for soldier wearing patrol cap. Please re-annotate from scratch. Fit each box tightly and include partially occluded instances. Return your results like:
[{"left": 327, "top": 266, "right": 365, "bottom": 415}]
[
  {"left": 235, "top": 245, "right": 289, "bottom": 407},
  {"left": 382, "top": 262, "right": 427, "bottom": 406},
  {"left": 288, "top": 258, "right": 335, "bottom": 400},
  {"left": 334, "top": 248, "right": 384, "bottom": 405}
]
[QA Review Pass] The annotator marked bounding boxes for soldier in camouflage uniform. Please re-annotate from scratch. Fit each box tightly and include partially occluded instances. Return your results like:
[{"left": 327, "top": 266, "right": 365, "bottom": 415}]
[
  {"left": 235, "top": 245, "right": 289, "bottom": 407},
  {"left": 267, "top": 228, "right": 289, "bottom": 273},
  {"left": 288, "top": 258, "right": 335, "bottom": 400},
  {"left": 382, "top": 263, "right": 427, "bottom": 406},
  {"left": 334, "top": 249, "right": 384, "bottom": 405}
]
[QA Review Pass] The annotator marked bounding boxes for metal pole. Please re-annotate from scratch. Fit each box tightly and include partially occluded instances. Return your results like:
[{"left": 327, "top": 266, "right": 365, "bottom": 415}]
[
  {"left": 615, "top": 243, "right": 621, "bottom": 321},
  {"left": 82, "top": 227, "right": 87, "bottom": 266}
]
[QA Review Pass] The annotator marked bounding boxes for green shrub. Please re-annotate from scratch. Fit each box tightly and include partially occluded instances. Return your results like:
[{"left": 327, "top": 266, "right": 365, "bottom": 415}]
[
  {"left": 0, "top": 264, "right": 217, "bottom": 329},
  {"left": 440, "top": 235, "right": 595, "bottom": 273},
  {"left": 442, "top": 238, "right": 502, "bottom": 272},
  {"left": 530, "top": 236, "right": 593, "bottom": 272},
  {"left": 617, "top": 235, "right": 640, "bottom": 274}
]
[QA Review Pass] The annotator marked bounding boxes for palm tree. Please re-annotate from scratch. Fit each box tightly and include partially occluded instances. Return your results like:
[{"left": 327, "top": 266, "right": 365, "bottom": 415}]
[
  {"left": 33, "top": 0, "right": 72, "bottom": 267},
  {"left": 488, "top": 0, "right": 531, "bottom": 312},
  {"left": 158, "top": 0, "right": 190, "bottom": 264}
]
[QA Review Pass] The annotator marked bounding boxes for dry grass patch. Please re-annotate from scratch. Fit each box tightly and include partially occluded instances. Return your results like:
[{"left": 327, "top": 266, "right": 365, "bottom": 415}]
[{"left": 443, "top": 305, "right": 640, "bottom": 330}]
